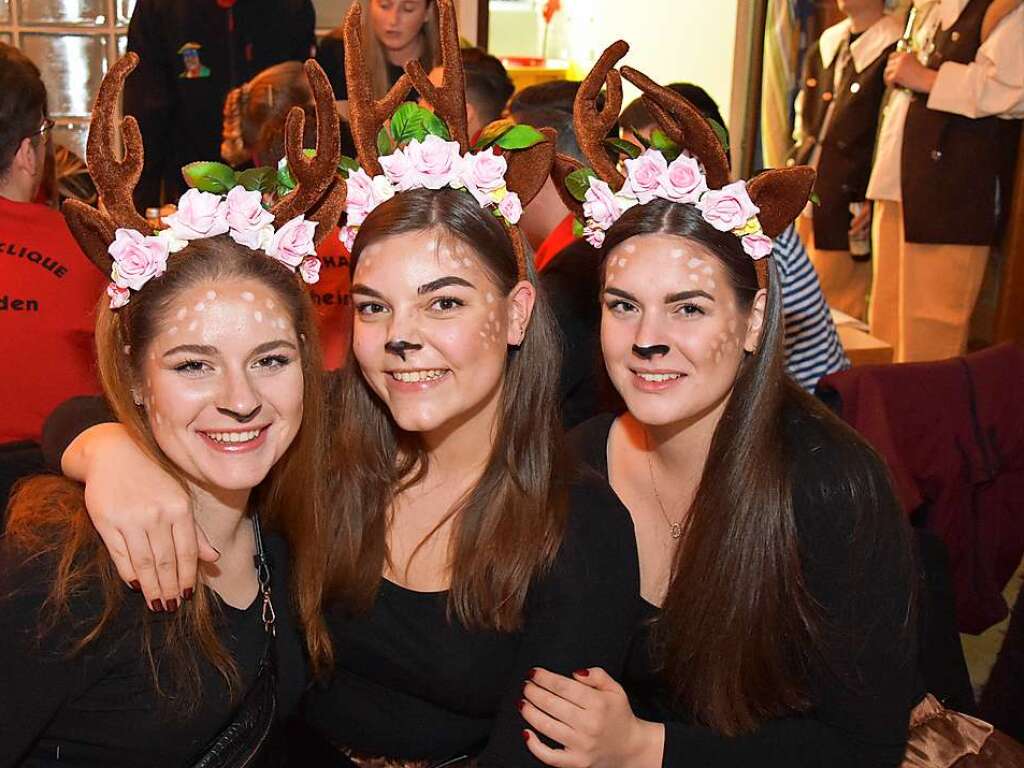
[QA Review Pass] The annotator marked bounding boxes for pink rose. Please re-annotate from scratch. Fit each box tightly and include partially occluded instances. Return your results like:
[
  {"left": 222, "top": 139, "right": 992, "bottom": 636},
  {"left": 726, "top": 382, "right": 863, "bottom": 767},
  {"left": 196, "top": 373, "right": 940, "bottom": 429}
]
[
  {"left": 583, "top": 225, "right": 606, "bottom": 248},
  {"left": 345, "top": 169, "right": 377, "bottom": 227},
  {"left": 460, "top": 148, "right": 508, "bottom": 205},
  {"left": 697, "top": 180, "right": 760, "bottom": 232},
  {"left": 379, "top": 147, "right": 419, "bottom": 191},
  {"left": 583, "top": 178, "right": 622, "bottom": 232},
  {"left": 624, "top": 149, "right": 667, "bottom": 204},
  {"left": 662, "top": 153, "right": 708, "bottom": 204},
  {"left": 106, "top": 282, "right": 131, "bottom": 309},
  {"left": 405, "top": 135, "right": 461, "bottom": 190},
  {"left": 741, "top": 232, "right": 773, "bottom": 260},
  {"left": 225, "top": 185, "right": 275, "bottom": 249},
  {"left": 108, "top": 228, "right": 170, "bottom": 291},
  {"left": 498, "top": 191, "right": 523, "bottom": 224},
  {"left": 339, "top": 225, "right": 357, "bottom": 251},
  {"left": 266, "top": 215, "right": 317, "bottom": 268},
  {"left": 163, "top": 188, "right": 229, "bottom": 240},
  {"left": 298, "top": 257, "right": 321, "bottom": 284}
]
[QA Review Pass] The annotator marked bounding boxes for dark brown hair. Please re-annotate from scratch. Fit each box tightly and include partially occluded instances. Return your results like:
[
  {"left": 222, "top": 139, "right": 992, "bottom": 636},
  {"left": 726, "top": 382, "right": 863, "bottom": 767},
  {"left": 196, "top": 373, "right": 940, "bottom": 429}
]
[
  {"left": 0, "top": 42, "right": 47, "bottom": 178},
  {"left": 5, "top": 236, "right": 332, "bottom": 704},
  {"left": 601, "top": 199, "right": 913, "bottom": 735},
  {"left": 322, "top": 188, "right": 567, "bottom": 634}
]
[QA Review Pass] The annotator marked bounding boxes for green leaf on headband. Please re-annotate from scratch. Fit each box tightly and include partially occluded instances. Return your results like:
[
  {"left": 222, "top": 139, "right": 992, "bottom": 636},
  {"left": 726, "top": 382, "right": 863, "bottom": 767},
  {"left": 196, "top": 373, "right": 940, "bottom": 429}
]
[
  {"left": 236, "top": 166, "right": 277, "bottom": 194},
  {"left": 377, "top": 127, "right": 394, "bottom": 156},
  {"left": 390, "top": 102, "right": 428, "bottom": 143},
  {"left": 182, "top": 161, "right": 238, "bottom": 194},
  {"left": 565, "top": 167, "right": 597, "bottom": 202},
  {"left": 423, "top": 110, "right": 451, "bottom": 140},
  {"left": 338, "top": 155, "right": 360, "bottom": 177},
  {"left": 604, "top": 137, "right": 643, "bottom": 160},
  {"left": 650, "top": 130, "right": 681, "bottom": 161},
  {"left": 277, "top": 164, "right": 297, "bottom": 193},
  {"left": 809, "top": 192, "right": 821, "bottom": 206},
  {"left": 495, "top": 124, "right": 545, "bottom": 150},
  {"left": 705, "top": 117, "right": 730, "bottom": 153},
  {"left": 572, "top": 218, "right": 585, "bottom": 238},
  {"left": 474, "top": 118, "right": 517, "bottom": 150},
  {"left": 634, "top": 131, "right": 652, "bottom": 149}
]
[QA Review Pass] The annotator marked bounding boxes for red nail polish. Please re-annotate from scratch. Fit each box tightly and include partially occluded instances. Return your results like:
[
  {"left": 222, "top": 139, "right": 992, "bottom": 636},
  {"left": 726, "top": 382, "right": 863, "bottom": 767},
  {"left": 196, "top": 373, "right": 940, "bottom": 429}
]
[
  {"left": 529, "top": 667, "right": 538, "bottom": 680},
  {"left": 151, "top": 599, "right": 164, "bottom": 612},
  {"left": 129, "top": 580, "right": 141, "bottom": 592},
  {"left": 517, "top": 699, "right": 525, "bottom": 712},
  {"left": 182, "top": 588, "right": 194, "bottom": 601},
  {"left": 574, "top": 668, "right": 590, "bottom": 677},
  {"left": 522, "top": 730, "right": 529, "bottom": 743},
  {"left": 166, "top": 598, "right": 178, "bottom": 613}
]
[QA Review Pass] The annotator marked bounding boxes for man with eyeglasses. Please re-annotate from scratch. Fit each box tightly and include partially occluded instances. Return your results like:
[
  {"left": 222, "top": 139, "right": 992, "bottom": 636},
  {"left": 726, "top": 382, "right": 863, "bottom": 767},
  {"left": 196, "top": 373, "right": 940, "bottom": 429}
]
[{"left": 0, "top": 43, "right": 105, "bottom": 484}]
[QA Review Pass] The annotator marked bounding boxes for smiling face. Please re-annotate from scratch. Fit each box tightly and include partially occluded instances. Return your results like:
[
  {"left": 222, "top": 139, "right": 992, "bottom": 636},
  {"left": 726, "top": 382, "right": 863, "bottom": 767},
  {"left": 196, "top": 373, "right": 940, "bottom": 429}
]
[
  {"left": 370, "top": 0, "right": 431, "bottom": 58},
  {"left": 350, "top": 228, "right": 533, "bottom": 438},
  {"left": 137, "top": 278, "right": 304, "bottom": 494},
  {"left": 600, "top": 233, "right": 765, "bottom": 428}
]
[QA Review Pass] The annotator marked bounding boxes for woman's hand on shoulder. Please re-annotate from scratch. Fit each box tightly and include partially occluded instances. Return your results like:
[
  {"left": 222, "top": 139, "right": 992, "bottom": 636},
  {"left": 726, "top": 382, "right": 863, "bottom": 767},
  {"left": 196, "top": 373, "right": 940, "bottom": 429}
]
[
  {"left": 521, "top": 667, "right": 664, "bottom": 768},
  {"left": 64, "top": 422, "right": 218, "bottom": 610}
]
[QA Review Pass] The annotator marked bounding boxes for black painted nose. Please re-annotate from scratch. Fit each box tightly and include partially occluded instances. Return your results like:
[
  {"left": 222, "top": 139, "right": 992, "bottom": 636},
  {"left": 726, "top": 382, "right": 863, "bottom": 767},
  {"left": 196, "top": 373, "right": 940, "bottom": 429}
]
[{"left": 632, "top": 344, "right": 670, "bottom": 360}]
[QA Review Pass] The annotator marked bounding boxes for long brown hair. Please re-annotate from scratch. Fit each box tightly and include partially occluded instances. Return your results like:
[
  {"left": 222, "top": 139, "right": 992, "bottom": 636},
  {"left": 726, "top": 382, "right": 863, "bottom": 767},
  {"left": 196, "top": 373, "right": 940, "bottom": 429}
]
[
  {"left": 601, "top": 199, "right": 914, "bottom": 735},
  {"left": 362, "top": 0, "right": 440, "bottom": 99},
  {"left": 5, "top": 236, "right": 332, "bottom": 705},
  {"left": 322, "top": 188, "right": 567, "bottom": 634}
]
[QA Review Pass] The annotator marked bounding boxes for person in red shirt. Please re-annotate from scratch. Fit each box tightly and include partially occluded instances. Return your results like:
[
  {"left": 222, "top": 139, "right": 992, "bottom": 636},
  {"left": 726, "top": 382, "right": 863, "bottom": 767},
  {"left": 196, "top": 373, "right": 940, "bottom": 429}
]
[{"left": 0, "top": 44, "right": 106, "bottom": 445}]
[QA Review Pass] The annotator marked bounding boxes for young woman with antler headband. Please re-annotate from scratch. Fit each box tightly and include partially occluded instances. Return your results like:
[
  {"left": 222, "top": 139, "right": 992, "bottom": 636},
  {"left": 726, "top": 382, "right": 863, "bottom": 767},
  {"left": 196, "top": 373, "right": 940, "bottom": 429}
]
[
  {"left": 514, "top": 43, "right": 923, "bottom": 768},
  {"left": 0, "top": 55, "right": 340, "bottom": 766},
  {"left": 50, "top": 3, "right": 640, "bottom": 766}
]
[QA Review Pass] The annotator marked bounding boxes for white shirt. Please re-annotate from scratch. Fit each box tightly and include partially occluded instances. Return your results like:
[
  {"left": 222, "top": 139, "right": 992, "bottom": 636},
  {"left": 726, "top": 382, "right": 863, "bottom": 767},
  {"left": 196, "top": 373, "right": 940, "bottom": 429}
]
[{"left": 867, "top": 0, "right": 1024, "bottom": 202}]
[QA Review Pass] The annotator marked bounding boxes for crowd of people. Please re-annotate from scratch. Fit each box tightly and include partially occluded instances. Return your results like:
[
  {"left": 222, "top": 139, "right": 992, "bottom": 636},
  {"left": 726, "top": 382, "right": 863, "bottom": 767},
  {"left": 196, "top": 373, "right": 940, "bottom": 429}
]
[{"left": 1, "top": 0, "right": 1023, "bottom": 766}]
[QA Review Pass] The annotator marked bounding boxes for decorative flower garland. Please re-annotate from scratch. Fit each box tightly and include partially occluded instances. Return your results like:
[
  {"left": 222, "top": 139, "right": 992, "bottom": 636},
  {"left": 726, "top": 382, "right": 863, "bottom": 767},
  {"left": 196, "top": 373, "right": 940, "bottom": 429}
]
[
  {"left": 568, "top": 145, "right": 774, "bottom": 260},
  {"left": 105, "top": 185, "right": 320, "bottom": 309},
  {"left": 338, "top": 103, "right": 546, "bottom": 250}
]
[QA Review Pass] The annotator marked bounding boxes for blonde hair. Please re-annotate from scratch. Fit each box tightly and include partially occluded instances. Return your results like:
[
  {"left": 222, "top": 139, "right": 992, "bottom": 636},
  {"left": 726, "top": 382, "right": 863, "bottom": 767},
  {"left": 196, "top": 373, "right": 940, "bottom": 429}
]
[
  {"left": 362, "top": 0, "right": 440, "bottom": 98},
  {"left": 222, "top": 61, "right": 314, "bottom": 166}
]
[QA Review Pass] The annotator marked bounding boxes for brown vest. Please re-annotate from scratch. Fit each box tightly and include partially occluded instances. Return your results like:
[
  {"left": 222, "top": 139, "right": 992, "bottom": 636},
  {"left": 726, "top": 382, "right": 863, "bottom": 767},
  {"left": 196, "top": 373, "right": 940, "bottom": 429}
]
[
  {"left": 794, "top": 32, "right": 895, "bottom": 250},
  {"left": 901, "top": 0, "right": 1012, "bottom": 244}
]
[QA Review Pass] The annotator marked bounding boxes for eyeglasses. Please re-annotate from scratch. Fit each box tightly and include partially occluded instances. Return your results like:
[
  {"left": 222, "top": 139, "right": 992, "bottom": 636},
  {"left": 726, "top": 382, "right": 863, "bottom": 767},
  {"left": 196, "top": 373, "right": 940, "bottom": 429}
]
[{"left": 27, "top": 118, "right": 56, "bottom": 143}]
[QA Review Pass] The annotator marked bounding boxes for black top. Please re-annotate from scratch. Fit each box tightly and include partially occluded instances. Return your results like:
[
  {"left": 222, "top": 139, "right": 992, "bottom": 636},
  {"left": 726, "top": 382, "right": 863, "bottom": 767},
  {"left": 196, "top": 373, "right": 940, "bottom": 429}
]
[
  {"left": 315, "top": 31, "right": 420, "bottom": 104},
  {"left": 123, "top": 0, "right": 316, "bottom": 208},
  {"left": 301, "top": 472, "right": 641, "bottom": 766},
  {"left": 0, "top": 529, "right": 306, "bottom": 767},
  {"left": 568, "top": 407, "right": 919, "bottom": 767}
]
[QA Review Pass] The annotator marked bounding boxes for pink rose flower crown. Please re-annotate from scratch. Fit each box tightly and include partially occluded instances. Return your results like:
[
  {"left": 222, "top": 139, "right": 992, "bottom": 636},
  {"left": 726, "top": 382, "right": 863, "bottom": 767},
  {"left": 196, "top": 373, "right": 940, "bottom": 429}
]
[
  {"left": 553, "top": 41, "right": 816, "bottom": 289},
  {"left": 63, "top": 53, "right": 347, "bottom": 310}
]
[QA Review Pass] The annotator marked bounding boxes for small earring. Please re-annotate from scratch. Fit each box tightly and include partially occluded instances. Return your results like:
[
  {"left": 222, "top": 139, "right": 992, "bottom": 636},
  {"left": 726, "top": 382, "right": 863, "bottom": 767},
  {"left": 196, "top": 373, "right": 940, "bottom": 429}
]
[{"left": 131, "top": 389, "right": 144, "bottom": 406}]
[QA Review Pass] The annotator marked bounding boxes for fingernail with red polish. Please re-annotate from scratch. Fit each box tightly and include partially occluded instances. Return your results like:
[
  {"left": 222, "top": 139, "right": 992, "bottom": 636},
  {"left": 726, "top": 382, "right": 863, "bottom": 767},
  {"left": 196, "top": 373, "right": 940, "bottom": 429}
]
[
  {"left": 150, "top": 599, "right": 164, "bottom": 612},
  {"left": 522, "top": 730, "right": 529, "bottom": 743},
  {"left": 166, "top": 598, "right": 178, "bottom": 613},
  {"left": 574, "top": 668, "right": 590, "bottom": 677},
  {"left": 517, "top": 699, "right": 525, "bottom": 712},
  {"left": 129, "top": 580, "right": 141, "bottom": 592},
  {"left": 529, "top": 667, "right": 538, "bottom": 680},
  {"left": 182, "top": 588, "right": 194, "bottom": 601}
]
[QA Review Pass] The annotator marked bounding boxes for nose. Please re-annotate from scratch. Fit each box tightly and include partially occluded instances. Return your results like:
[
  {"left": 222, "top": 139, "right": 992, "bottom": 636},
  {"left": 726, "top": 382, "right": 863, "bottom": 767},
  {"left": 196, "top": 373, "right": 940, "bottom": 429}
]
[
  {"left": 384, "top": 308, "right": 425, "bottom": 361},
  {"left": 632, "top": 344, "right": 670, "bottom": 360},
  {"left": 632, "top": 312, "right": 669, "bottom": 360},
  {"left": 217, "top": 367, "right": 261, "bottom": 421},
  {"left": 385, "top": 340, "right": 423, "bottom": 361}
]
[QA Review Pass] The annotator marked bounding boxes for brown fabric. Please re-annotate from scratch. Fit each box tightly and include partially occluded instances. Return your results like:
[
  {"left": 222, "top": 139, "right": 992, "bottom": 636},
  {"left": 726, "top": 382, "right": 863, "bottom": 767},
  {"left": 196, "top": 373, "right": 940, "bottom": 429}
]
[
  {"left": 901, "top": 0, "right": 1005, "bottom": 245},
  {"left": 270, "top": 59, "right": 344, "bottom": 228},
  {"left": 343, "top": 2, "right": 413, "bottom": 178},
  {"left": 573, "top": 40, "right": 626, "bottom": 190},
  {"left": 62, "top": 199, "right": 116, "bottom": 275},
  {"left": 902, "top": 693, "right": 1024, "bottom": 767},
  {"left": 747, "top": 166, "right": 817, "bottom": 239},
  {"left": 504, "top": 127, "right": 557, "bottom": 208},
  {"left": 551, "top": 153, "right": 585, "bottom": 220},
  {"left": 308, "top": 178, "right": 348, "bottom": 248},
  {"left": 404, "top": 0, "right": 469, "bottom": 153}
]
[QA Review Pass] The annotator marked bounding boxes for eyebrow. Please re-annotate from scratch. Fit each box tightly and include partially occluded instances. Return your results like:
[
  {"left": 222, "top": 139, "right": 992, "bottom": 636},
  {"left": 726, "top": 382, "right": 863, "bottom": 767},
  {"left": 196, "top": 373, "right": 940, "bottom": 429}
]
[
  {"left": 162, "top": 340, "right": 297, "bottom": 358},
  {"left": 418, "top": 276, "right": 475, "bottom": 295},
  {"left": 604, "top": 287, "right": 715, "bottom": 304},
  {"left": 350, "top": 283, "right": 384, "bottom": 299}
]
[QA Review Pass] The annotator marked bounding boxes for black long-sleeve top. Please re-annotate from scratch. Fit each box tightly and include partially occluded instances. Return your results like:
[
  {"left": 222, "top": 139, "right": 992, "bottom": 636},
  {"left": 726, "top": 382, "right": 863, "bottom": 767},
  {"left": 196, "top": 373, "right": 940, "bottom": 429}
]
[
  {"left": 569, "top": 405, "right": 920, "bottom": 767},
  {"left": 122, "top": 0, "right": 316, "bottom": 209},
  {"left": 0, "top": 528, "right": 306, "bottom": 767},
  {"left": 301, "top": 472, "right": 641, "bottom": 767}
]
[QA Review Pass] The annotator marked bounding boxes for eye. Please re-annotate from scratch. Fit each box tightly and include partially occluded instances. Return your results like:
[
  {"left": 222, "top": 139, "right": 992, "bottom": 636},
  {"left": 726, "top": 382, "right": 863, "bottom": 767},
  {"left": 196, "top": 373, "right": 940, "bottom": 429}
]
[
  {"left": 429, "top": 296, "right": 464, "bottom": 312},
  {"left": 252, "top": 354, "right": 293, "bottom": 371},
  {"left": 355, "top": 301, "right": 389, "bottom": 316},
  {"left": 173, "top": 359, "right": 211, "bottom": 376},
  {"left": 675, "top": 303, "right": 707, "bottom": 318},
  {"left": 605, "top": 298, "right": 638, "bottom": 315}
]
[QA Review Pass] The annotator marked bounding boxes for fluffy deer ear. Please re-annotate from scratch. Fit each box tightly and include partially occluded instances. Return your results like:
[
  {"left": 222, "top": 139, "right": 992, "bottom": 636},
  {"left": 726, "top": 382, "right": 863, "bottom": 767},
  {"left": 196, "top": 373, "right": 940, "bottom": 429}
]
[
  {"left": 504, "top": 127, "right": 557, "bottom": 208},
  {"left": 550, "top": 153, "right": 585, "bottom": 221},
  {"left": 747, "top": 166, "right": 816, "bottom": 238},
  {"left": 63, "top": 199, "right": 116, "bottom": 275}
]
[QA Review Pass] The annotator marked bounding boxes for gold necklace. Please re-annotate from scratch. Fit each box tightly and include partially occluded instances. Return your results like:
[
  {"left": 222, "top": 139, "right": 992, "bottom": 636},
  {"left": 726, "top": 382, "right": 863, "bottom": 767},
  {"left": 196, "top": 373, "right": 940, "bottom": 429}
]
[{"left": 644, "top": 431, "right": 683, "bottom": 539}]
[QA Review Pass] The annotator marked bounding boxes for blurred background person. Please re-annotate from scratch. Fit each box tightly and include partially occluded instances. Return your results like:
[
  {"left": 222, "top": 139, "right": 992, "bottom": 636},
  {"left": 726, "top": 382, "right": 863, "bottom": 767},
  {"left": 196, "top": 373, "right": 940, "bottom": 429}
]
[{"left": 424, "top": 46, "right": 515, "bottom": 139}]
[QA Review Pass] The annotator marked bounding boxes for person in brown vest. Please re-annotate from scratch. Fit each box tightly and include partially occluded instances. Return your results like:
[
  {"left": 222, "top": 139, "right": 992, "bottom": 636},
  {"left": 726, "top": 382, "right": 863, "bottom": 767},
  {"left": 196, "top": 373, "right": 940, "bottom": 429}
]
[
  {"left": 791, "top": 0, "right": 903, "bottom": 319},
  {"left": 867, "top": 0, "right": 1024, "bottom": 362}
]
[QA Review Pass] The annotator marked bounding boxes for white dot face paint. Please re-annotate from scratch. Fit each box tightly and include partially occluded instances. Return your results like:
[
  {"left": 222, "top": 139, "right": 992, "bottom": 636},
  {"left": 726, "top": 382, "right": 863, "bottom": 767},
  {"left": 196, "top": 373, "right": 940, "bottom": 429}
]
[
  {"left": 599, "top": 233, "right": 753, "bottom": 429},
  {"left": 206, "top": 290, "right": 217, "bottom": 301},
  {"left": 349, "top": 228, "right": 517, "bottom": 438},
  {"left": 254, "top": 311, "right": 263, "bottom": 323},
  {"left": 176, "top": 307, "right": 188, "bottom": 321},
  {"left": 241, "top": 291, "right": 255, "bottom": 302},
  {"left": 194, "top": 302, "right": 206, "bottom": 313}
]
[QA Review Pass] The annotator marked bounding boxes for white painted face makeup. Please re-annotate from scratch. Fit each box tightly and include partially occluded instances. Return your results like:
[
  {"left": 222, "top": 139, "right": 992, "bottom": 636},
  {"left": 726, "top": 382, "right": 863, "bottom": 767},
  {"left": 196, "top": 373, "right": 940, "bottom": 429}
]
[
  {"left": 137, "top": 278, "right": 305, "bottom": 494},
  {"left": 600, "top": 233, "right": 763, "bottom": 428},
  {"left": 350, "top": 228, "right": 527, "bottom": 437}
]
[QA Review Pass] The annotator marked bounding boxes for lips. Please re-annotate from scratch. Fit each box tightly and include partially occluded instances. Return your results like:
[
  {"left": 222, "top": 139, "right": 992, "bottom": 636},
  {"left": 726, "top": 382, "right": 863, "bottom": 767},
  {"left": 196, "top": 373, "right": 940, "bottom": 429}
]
[
  {"left": 388, "top": 369, "right": 449, "bottom": 383},
  {"left": 196, "top": 426, "right": 270, "bottom": 453},
  {"left": 630, "top": 369, "right": 686, "bottom": 392}
]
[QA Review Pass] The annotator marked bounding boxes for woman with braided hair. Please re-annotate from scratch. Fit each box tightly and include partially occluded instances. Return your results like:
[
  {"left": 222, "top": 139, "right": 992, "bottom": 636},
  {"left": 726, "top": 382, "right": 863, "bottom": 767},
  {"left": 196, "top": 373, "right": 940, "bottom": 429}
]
[{"left": 44, "top": 3, "right": 639, "bottom": 766}]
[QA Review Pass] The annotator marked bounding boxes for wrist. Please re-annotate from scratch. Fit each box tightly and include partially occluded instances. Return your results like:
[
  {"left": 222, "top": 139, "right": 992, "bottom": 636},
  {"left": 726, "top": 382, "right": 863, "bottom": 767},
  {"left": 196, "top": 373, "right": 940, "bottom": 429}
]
[
  {"left": 626, "top": 718, "right": 665, "bottom": 768},
  {"left": 63, "top": 422, "right": 127, "bottom": 481}
]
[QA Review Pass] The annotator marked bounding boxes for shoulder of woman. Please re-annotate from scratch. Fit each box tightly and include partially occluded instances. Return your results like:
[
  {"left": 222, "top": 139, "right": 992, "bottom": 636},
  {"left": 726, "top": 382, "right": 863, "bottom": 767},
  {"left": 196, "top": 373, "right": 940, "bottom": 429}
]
[
  {"left": 566, "top": 412, "right": 616, "bottom": 475},
  {"left": 562, "top": 468, "right": 636, "bottom": 562}
]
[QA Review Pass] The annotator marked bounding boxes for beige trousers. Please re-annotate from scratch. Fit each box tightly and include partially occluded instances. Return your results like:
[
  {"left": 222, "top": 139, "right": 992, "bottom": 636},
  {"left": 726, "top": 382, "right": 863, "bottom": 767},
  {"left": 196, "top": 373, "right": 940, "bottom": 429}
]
[
  {"left": 797, "top": 214, "right": 871, "bottom": 320},
  {"left": 869, "top": 200, "right": 989, "bottom": 363}
]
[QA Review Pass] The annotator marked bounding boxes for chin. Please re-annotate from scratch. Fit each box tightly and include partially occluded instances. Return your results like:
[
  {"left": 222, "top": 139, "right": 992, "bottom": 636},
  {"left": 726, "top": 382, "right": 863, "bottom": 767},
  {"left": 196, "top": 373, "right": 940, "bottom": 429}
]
[{"left": 387, "top": 403, "right": 456, "bottom": 434}]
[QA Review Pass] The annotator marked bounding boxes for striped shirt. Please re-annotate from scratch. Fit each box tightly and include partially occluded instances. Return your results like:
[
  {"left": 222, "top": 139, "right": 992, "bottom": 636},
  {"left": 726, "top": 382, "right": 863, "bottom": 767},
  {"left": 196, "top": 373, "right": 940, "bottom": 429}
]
[{"left": 774, "top": 224, "right": 850, "bottom": 390}]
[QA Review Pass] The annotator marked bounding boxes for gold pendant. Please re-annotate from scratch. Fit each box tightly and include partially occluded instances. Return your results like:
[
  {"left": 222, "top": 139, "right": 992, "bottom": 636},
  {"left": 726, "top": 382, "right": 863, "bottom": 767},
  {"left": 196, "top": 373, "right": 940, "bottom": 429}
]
[{"left": 670, "top": 522, "right": 682, "bottom": 539}]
